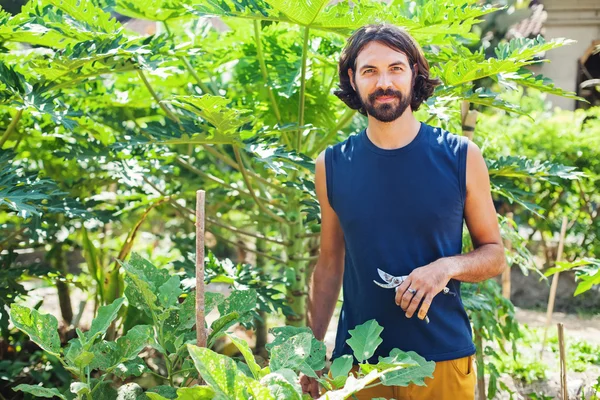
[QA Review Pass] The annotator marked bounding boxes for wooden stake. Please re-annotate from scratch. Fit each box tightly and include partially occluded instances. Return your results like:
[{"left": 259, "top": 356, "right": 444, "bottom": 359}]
[
  {"left": 558, "top": 323, "right": 568, "bottom": 400},
  {"left": 461, "top": 100, "right": 478, "bottom": 141},
  {"left": 475, "top": 329, "right": 486, "bottom": 400},
  {"left": 196, "top": 190, "right": 207, "bottom": 349},
  {"left": 541, "top": 216, "right": 569, "bottom": 356},
  {"left": 502, "top": 212, "right": 513, "bottom": 299}
]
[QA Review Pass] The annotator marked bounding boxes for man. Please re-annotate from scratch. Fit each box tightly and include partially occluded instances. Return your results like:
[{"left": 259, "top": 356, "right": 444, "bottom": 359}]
[{"left": 300, "top": 24, "right": 506, "bottom": 399}]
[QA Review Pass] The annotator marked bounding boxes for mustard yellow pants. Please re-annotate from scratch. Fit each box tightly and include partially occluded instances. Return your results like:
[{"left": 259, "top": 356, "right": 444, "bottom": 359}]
[{"left": 324, "top": 355, "right": 476, "bottom": 400}]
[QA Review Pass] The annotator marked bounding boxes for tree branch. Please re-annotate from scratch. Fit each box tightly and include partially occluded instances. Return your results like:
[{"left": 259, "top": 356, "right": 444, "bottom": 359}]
[
  {"left": 0, "top": 108, "right": 23, "bottom": 149},
  {"left": 208, "top": 229, "right": 285, "bottom": 263}
]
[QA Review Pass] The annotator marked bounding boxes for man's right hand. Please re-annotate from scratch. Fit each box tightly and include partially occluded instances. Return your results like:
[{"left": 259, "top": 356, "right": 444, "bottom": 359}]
[{"left": 299, "top": 372, "right": 323, "bottom": 399}]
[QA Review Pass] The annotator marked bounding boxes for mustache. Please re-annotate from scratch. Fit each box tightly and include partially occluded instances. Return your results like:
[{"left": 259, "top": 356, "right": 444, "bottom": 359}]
[{"left": 368, "top": 89, "right": 403, "bottom": 102}]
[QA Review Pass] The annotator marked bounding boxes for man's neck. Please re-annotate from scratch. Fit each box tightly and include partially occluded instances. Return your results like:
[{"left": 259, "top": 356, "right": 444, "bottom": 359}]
[{"left": 365, "top": 111, "right": 421, "bottom": 150}]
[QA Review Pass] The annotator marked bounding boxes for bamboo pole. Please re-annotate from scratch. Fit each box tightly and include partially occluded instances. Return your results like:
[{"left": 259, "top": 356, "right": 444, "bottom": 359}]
[
  {"left": 558, "top": 323, "right": 568, "bottom": 400},
  {"left": 541, "top": 216, "right": 569, "bottom": 356},
  {"left": 502, "top": 212, "right": 514, "bottom": 299},
  {"left": 196, "top": 190, "right": 207, "bottom": 349}
]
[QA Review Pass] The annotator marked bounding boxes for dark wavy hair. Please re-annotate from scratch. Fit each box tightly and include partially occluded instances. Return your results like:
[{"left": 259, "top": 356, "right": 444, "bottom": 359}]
[{"left": 334, "top": 24, "right": 440, "bottom": 115}]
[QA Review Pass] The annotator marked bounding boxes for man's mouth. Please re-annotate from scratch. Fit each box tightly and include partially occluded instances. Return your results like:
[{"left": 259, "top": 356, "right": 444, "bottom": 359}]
[{"left": 375, "top": 96, "right": 396, "bottom": 103}]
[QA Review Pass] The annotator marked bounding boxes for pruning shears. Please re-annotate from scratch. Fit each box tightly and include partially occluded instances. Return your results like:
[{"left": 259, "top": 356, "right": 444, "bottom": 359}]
[{"left": 373, "top": 268, "right": 457, "bottom": 324}]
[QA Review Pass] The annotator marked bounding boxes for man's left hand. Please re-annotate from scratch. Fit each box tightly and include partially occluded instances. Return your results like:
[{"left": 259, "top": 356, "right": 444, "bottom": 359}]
[{"left": 394, "top": 259, "right": 454, "bottom": 320}]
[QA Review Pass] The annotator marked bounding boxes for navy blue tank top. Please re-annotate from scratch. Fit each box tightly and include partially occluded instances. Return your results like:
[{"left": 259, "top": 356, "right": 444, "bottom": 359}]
[{"left": 325, "top": 122, "right": 476, "bottom": 363}]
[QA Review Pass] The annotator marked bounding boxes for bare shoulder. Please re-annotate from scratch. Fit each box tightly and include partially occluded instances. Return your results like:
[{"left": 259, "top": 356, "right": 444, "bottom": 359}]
[{"left": 465, "top": 139, "right": 490, "bottom": 194}]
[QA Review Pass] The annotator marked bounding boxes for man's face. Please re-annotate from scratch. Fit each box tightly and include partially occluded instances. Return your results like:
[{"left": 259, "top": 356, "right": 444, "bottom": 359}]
[{"left": 348, "top": 41, "right": 414, "bottom": 122}]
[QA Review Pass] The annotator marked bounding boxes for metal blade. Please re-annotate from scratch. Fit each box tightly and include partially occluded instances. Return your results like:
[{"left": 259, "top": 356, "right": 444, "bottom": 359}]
[
  {"left": 377, "top": 268, "right": 395, "bottom": 283},
  {"left": 373, "top": 280, "right": 398, "bottom": 289}
]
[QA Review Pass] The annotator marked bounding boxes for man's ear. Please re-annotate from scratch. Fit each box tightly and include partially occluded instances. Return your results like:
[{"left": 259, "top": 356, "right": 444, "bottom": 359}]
[{"left": 348, "top": 68, "right": 356, "bottom": 91}]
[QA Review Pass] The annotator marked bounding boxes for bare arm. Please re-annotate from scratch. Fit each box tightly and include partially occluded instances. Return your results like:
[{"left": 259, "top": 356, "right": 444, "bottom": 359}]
[
  {"left": 396, "top": 140, "right": 506, "bottom": 320},
  {"left": 307, "top": 150, "right": 345, "bottom": 341},
  {"left": 445, "top": 140, "right": 506, "bottom": 282}
]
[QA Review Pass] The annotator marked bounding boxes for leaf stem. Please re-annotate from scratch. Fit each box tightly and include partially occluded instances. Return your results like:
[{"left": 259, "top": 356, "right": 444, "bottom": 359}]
[
  {"left": 175, "top": 156, "right": 276, "bottom": 205},
  {"left": 233, "top": 147, "right": 287, "bottom": 224},
  {"left": 311, "top": 108, "right": 356, "bottom": 155},
  {"left": 296, "top": 27, "right": 310, "bottom": 151},
  {"left": 163, "top": 21, "right": 214, "bottom": 95},
  {"left": 142, "top": 177, "right": 290, "bottom": 246},
  {"left": 0, "top": 108, "right": 23, "bottom": 149},
  {"left": 137, "top": 69, "right": 182, "bottom": 127},
  {"left": 209, "top": 229, "right": 285, "bottom": 263},
  {"left": 253, "top": 20, "right": 292, "bottom": 149},
  {"left": 203, "top": 144, "right": 290, "bottom": 194}
]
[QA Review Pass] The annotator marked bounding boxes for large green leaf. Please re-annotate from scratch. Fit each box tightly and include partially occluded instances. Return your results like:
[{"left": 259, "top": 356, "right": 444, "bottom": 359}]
[
  {"left": 13, "top": 384, "right": 66, "bottom": 399},
  {"left": 269, "top": 331, "right": 312, "bottom": 372},
  {"left": 187, "top": 345, "right": 239, "bottom": 399},
  {"left": 0, "top": 0, "right": 123, "bottom": 47},
  {"left": 494, "top": 35, "right": 574, "bottom": 62},
  {"left": 163, "top": 94, "right": 253, "bottom": 136},
  {"left": 379, "top": 350, "right": 435, "bottom": 387},
  {"left": 158, "top": 275, "right": 183, "bottom": 308},
  {"left": 260, "top": 369, "right": 303, "bottom": 400},
  {"left": 227, "top": 334, "right": 262, "bottom": 379},
  {"left": 500, "top": 69, "right": 583, "bottom": 100},
  {"left": 146, "top": 386, "right": 216, "bottom": 400},
  {"left": 114, "top": 0, "right": 189, "bottom": 21},
  {"left": 9, "top": 305, "right": 61, "bottom": 356},
  {"left": 207, "top": 312, "right": 240, "bottom": 347},
  {"left": 217, "top": 288, "right": 257, "bottom": 316},
  {"left": 122, "top": 253, "right": 171, "bottom": 318},
  {"left": 189, "top": 0, "right": 287, "bottom": 23},
  {"left": 90, "top": 325, "right": 153, "bottom": 371},
  {"left": 329, "top": 355, "right": 353, "bottom": 379},
  {"left": 86, "top": 297, "right": 125, "bottom": 341},
  {"left": 346, "top": 319, "right": 383, "bottom": 363}
]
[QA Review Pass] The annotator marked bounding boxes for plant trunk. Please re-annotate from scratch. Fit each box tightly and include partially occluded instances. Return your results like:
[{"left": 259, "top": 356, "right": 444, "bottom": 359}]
[
  {"left": 54, "top": 243, "right": 73, "bottom": 325},
  {"left": 253, "top": 238, "right": 268, "bottom": 357},
  {"left": 285, "top": 201, "right": 307, "bottom": 326}
]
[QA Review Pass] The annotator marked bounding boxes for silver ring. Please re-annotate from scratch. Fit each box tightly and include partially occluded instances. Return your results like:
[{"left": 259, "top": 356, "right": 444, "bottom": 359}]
[{"left": 407, "top": 288, "right": 417, "bottom": 294}]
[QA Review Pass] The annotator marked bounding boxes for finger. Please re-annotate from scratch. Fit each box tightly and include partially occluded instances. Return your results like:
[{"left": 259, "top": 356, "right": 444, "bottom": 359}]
[
  {"left": 310, "top": 380, "right": 319, "bottom": 398},
  {"left": 395, "top": 278, "right": 411, "bottom": 305},
  {"left": 405, "top": 290, "right": 425, "bottom": 318},
  {"left": 300, "top": 376, "right": 308, "bottom": 393},
  {"left": 418, "top": 294, "right": 434, "bottom": 320},
  {"left": 400, "top": 287, "right": 416, "bottom": 311}
]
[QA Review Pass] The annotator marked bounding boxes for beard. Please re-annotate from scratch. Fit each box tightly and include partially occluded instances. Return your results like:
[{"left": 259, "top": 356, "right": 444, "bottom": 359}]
[{"left": 357, "top": 86, "right": 412, "bottom": 123}]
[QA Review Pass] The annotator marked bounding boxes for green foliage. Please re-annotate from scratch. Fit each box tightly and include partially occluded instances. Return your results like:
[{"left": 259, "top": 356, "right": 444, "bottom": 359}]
[
  {"left": 9, "top": 305, "right": 61, "bottom": 357},
  {"left": 545, "top": 259, "right": 600, "bottom": 296},
  {"left": 185, "top": 319, "right": 434, "bottom": 400},
  {"left": 346, "top": 319, "right": 384, "bottom": 363},
  {"left": 13, "top": 384, "right": 67, "bottom": 399}
]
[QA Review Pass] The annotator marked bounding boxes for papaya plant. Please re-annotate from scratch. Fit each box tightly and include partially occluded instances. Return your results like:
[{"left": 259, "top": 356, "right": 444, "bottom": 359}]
[
  {"left": 146, "top": 319, "right": 435, "bottom": 400},
  {"left": 10, "top": 254, "right": 435, "bottom": 400},
  {"left": 9, "top": 253, "right": 260, "bottom": 399}
]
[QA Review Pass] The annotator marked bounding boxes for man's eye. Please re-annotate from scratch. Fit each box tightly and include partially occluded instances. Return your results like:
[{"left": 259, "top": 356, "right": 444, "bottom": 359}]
[
  {"left": 392, "top": 67, "right": 403, "bottom": 71},
  {"left": 364, "top": 69, "right": 374, "bottom": 74}
]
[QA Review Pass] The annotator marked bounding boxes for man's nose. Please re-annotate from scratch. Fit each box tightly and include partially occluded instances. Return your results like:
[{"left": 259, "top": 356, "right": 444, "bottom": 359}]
[{"left": 376, "top": 72, "right": 393, "bottom": 90}]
